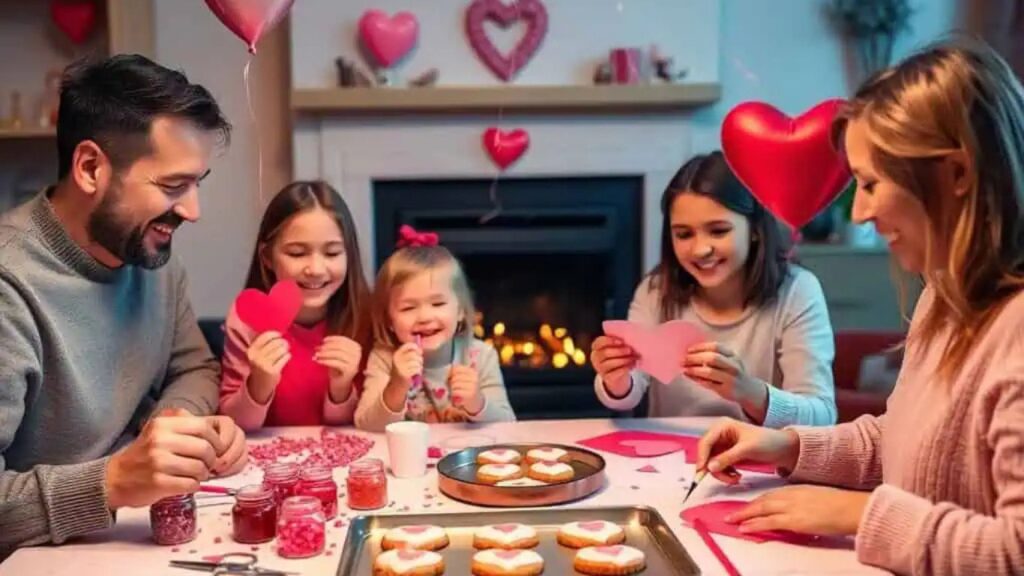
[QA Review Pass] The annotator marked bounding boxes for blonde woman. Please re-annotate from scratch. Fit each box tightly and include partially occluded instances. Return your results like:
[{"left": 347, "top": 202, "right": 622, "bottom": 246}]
[
  {"left": 354, "top": 226, "right": 516, "bottom": 431},
  {"left": 694, "top": 38, "right": 1024, "bottom": 575}
]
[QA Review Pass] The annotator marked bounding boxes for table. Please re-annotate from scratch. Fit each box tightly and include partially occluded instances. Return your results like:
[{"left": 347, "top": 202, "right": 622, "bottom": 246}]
[{"left": 0, "top": 418, "right": 886, "bottom": 575}]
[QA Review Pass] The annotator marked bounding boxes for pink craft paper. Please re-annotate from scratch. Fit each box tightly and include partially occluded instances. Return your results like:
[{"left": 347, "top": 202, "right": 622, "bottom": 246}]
[
  {"left": 234, "top": 279, "right": 302, "bottom": 333},
  {"left": 602, "top": 320, "right": 707, "bottom": 383},
  {"left": 577, "top": 430, "right": 776, "bottom": 474},
  {"left": 681, "top": 500, "right": 819, "bottom": 546},
  {"left": 636, "top": 464, "right": 659, "bottom": 473}
]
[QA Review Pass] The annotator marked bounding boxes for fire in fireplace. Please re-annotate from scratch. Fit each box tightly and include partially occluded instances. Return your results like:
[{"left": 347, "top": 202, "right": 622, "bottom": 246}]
[{"left": 374, "top": 176, "right": 642, "bottom": 419}]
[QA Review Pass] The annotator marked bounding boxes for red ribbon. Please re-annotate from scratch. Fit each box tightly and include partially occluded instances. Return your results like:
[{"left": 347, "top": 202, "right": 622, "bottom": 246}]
[{"left": 397, "top": 224, "right": 439, "bottom": 248}]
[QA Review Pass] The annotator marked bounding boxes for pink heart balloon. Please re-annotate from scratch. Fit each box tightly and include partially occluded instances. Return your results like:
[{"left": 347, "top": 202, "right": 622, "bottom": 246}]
[
  {"left": 359, "top": 10, "right": 419, "bottom": 68},
  {"left": 465, "top": 0, "right": 548, "bottom": 82},
  {"left": 602, "top": 320, "right": 708, "bottom": 383},
  {"left": 204, "top": 0, "right": 294, "bottom": 54}
]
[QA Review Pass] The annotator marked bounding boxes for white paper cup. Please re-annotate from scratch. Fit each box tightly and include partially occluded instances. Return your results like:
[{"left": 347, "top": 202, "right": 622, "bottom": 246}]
[{"left": 385, "top": 421, "right": 430, "bottom": 478}]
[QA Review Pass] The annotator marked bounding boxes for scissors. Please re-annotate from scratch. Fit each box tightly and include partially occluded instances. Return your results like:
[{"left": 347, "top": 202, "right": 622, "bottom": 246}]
[{"left": 169, "top": 553, "right": 298, "bottom": 576}]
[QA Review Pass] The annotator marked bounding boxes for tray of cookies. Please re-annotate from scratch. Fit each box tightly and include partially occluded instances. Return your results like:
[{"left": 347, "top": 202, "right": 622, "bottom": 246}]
[
  {"left": 436, "top": 443, "right": 606, "bottom": 507},
  {"left": 336, "top": 505, "right": 701, "bottom": 575}
]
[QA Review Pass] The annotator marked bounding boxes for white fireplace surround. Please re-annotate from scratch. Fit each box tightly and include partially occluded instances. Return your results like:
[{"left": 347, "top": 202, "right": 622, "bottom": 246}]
[{"left": 292, "top": 113, "right": 700, "bottom": 277}]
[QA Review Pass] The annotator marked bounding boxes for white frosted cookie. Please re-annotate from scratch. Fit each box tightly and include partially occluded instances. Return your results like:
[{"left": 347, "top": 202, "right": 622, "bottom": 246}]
[
  {"left": 525, "top": 446, "right": 570, "bottom": 464},
  {"left": 526, "top": 460, "right": 574, "bottom": 483},
  {"left": 476, "top": 448, "right": 522, "bottom": 465},
  {"left": 473, "top": 523, "right": 539, "bottom": 549},
  {"left": 477, "top": 463, "right": 524, "bottom": 484},
  {"left": 471, "top": 549, "right": 544, "bottom": 576},
  {"left": 574, "top": 545, "right": 646, "bottom": 575},
  {"left": 374, "top": 549, "right": 445, "bottom": 575},
  {"left": 495, "top": 477, "right": 547, "bottom": 487},
  {"left": 557, "top": 520, "right": 626, "bottom": 548},
  {"left": 381, "top": 525, "right": 449, "bottom": 551}
]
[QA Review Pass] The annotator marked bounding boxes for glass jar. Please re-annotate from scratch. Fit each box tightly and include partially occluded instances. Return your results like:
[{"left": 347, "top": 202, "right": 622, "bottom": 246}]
[
  {"left": 346, "top": 458, "right": 387, "bottom": 510},
  {"left": 231, "top": 484, "right": 278, "bottom": 544},
  {"left": 296, "top": 465, "right": 338, "bottom": 519},
  {"left": 263, "top": 462, "right": 300, "bottom": 507},
  {"left": 150, "top": 494, "right": 197, "bottom": 546},
  {"left": 276, "top": 496, "right": 325, "bottom": 559}
]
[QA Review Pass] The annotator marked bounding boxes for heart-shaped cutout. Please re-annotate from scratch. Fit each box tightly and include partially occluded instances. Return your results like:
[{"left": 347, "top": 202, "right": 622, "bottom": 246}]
[
  {"left": 234, "top": 280, "right": 302, "bottom": 334},
  {"left": 721, "top": 99, "right": 851, "bottom": 230},
  {"left": 483, "top": 127, "right": 529, "bottom": 171},
  {"left": 620, "top": 439, "right": 683, "bottom": 457},
  {"left": 51, "top": 0, "right": 98, "bottom": 45},
  {"left": 396, "top": 549, "right": 425, "bottom": 561},
  {"left": 578, "top": 521, "right": 607, "bottom": 532},
  {"left": 494, "top": 550, "right": 522, "bottom": 560},
  {"left": 465, "top": 0, "right": 548, "bottom": 81},
  {"left": 602, "top": 320, "right": 708, "bottom": 383},
  {"left": 595, "top": 545, "right": 623, "bottom": 557},
  {"left": 358, "top": 10, "right": 419, "bottom": 68}
]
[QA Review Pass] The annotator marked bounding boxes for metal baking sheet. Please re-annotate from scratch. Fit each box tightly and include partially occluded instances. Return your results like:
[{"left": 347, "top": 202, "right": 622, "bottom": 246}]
[
  {"left": 336, "top": 505, "right": 701, "bottom": 575},
  {"left": 436, "top": 443, "right": 606, "bottom": 507}
]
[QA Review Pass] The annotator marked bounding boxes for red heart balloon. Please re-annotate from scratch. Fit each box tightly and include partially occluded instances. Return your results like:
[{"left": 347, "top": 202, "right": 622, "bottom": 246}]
[
  {"left": 721, "top": 99, "right": 851, "bottom": 230},
  {"left": 50, "top": 0, "right": 97, "bottom": 45},
  {"left": 358, "top": 10, "right": 419, "bottom": 68},
  {"left": 204, "top": 0, "right": 294, "bottom": 54},
  {"left": 483, "top": 127, "right": 530, "bottom": 171},
  {"left": 234, "top": 280, "right": 302, "bottom": 334}
]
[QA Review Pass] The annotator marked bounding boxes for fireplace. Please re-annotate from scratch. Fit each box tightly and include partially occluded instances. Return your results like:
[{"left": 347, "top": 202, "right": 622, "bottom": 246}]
[{"left": 374, "top": 176, "right": 643, "bottom": 419}]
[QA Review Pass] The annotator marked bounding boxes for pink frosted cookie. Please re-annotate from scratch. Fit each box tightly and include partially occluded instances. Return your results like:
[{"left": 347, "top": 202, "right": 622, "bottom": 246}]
[
  {"left": 526, "top": 460, "right": 574, "bottom": 483},
  {"left": 473, "top": 523, "right": 540, "bottom": 549},
  {"left": 471, "top": 548, "right": 544, "bottom": 576},
  {"left": 381, "top": 525, "right": 449, "bottom": 551},
  {"left": 524, "top": 446, "right": 570, "bottom": 464},
  {"left": 556, "top": 520, "right": 626, "bottom": 548},
  {"left": 374, "top": 549, "right": 445, "bottom": 575},
  {"left": 574, "top": 545, "right": 646, "bottom": 575},
  {"left": 477, "top": 463, "right": 524, "bottom": 484},
  {"left": 476, "top": 448, "right": 523, "bottom": 465}
]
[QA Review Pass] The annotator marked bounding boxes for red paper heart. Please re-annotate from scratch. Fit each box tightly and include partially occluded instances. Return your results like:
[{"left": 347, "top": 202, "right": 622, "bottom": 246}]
[
  {"left": 359, "top": 10, "right": 419, "bottom": 68},
  {"left": 493, "top": 523, "right": 520, "bottom": 533},
  {"left": 721, "top": 99, "right": 851, "bottom": 230},
  {"left": 397, "top": 549, "right": 425, "bottom": 561},
  {"left": 483, "top": 127, "right": 529, "bottom": 171},
  {"left": 578, "top": 521, "right": 607, "bottom": 532},
  {"left": 465, "top": 0, "right": 548, "bottom": 82},
  {"left": 636, "top": 464, "right": 660, "bottom": 473},
  {"left": 50, "top": 0, "right": 97, "bottom": 45},
  {"left": 495, "top": 550, "right": 522, "bottom": 560},
  {"left": 234, "top": 280, "right": 302, "bottom": 333},
  {"left": 681, "top": 500, "right": 819, "bottom": 545}
]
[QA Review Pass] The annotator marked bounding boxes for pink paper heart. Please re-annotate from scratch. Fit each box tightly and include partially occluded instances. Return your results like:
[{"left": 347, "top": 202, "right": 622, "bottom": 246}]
[
  {"left": 234, "top": 280, "right": 302, "bottom": 333},
  {"left": 493, "top": 523, "right": 520, "bottom": 534},
  {"left": 578, "top": 521, "right": 607, "bottom": 532},
  {"left": 636, "top": 464, "right": 659, "bottom": 473},
  {"left": 602, "top": 320, "right": 708, "bottom": 383},
  {"left": 620, "top": 439, "right": 683, "bottom": 457},
  {"left": 595, "top": 545, "right": 623, "bottom": 557},
  {"left": 681, "top": 500, "right": 819, "bottom": 545},
  {"left": 358, "top": 9, "right": 419, "bottom": 68},
  {"left": 495, "top": 550, "right": 522, "bottom": 560},
  {"left": 397, "top": 549, "right": 425, "bottom": 561}
]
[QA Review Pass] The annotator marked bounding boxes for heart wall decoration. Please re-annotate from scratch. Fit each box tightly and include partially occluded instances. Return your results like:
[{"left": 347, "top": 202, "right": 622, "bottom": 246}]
[
  {"left": 482, "top": 127, "right": 530, "bottom": 171},
  {"left": 51, "top": 0, "right": 97, "bottom": 45},
  {"left": 358, "top": 10, "right": 419, "bottom": 69},
  {"left": 466, "top": 0, "right": 549, "bottom": 82}
]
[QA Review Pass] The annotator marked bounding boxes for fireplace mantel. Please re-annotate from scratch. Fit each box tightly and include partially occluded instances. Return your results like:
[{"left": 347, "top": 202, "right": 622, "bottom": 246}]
[{"left": 291, "top": 84, "right": 720, "bottom": 116}]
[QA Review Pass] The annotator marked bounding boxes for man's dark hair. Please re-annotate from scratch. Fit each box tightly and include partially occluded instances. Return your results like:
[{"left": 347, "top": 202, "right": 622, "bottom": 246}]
[{"left": 57, "top": 54, "right": 231, "bottom": 179}]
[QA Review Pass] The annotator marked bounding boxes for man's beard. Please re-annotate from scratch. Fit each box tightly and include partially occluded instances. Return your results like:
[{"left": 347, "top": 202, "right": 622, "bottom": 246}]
[{"left": 87, "top": 185, "right": 181, "bottom": 270}]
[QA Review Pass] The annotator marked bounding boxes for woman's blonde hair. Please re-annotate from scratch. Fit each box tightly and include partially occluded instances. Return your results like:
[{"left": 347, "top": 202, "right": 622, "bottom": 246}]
[
  {"left": 832, "top": 36, "right": 1024, "bottom": 381},
  {"left": 371, "top": 245, "right": 476, "bottom": 350}
]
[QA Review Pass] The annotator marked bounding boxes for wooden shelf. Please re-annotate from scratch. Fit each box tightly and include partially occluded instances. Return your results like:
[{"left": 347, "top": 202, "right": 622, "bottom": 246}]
[
  {"left": 0, "top": 126, "right": 56, "bottom": 140},
  {"left": 291, "top": 84, "right": 720, "bottom": 115}
]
